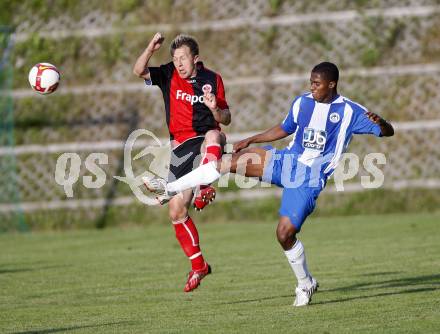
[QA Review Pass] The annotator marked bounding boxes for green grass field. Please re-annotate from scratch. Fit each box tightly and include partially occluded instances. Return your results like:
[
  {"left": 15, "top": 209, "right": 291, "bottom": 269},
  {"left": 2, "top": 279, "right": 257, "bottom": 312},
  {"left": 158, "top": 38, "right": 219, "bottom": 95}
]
[{"left": 1, "top": 212, "right": 439, "bottom": 333}]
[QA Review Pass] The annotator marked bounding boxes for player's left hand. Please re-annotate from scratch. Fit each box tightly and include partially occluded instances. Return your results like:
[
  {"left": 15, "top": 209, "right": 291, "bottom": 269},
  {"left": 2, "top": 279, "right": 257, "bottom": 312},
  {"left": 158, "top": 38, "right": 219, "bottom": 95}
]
[
  {"left": 204, "top": 92, "right": 217, "bottom": 111},
  {"left": 233, "top": 138, "right": 251, "bottom": 152},
  {"left": 365, "top": 111, "right": 384, "bottom": 125}
]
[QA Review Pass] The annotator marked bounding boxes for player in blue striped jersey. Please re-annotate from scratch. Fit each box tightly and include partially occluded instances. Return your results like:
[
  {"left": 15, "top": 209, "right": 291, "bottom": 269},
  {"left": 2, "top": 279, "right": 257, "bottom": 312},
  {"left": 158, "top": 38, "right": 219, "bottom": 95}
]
[{"left": 143, "top": 62, "right": 394, "bottom": 306}]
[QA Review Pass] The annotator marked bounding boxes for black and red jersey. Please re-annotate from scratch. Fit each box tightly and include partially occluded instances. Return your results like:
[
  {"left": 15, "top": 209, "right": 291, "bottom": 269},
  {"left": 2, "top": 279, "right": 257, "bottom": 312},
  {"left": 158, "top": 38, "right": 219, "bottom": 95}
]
[{"left": 147, "top": 61, "right": 229, "bottom": 144}]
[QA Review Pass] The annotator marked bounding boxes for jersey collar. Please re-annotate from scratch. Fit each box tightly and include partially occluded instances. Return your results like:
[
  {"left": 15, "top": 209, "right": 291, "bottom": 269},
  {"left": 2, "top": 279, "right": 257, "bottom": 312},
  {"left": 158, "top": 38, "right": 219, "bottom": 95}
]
[
  {"left": 186, "top": 62, "right": 205, "bottom": 83},
  {"left": 308, "top": 93, "right": 343, "bottom": 104}
]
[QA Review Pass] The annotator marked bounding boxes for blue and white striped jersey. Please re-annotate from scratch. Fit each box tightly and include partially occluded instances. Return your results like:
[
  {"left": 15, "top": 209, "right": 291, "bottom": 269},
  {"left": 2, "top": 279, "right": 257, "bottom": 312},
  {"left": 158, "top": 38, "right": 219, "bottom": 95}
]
[{"left": 280, "top": 93, "right": 382, "bottom": 180}]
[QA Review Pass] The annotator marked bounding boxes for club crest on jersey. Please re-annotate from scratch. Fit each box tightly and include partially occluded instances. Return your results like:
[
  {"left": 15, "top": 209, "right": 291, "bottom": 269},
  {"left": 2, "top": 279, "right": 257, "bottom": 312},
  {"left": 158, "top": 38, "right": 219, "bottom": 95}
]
[
  {"left": 329, "top": 112, "right": 340, "bottom": 123},
  {"left": 303, "top": 128, "right": 327, "bottom": 152},
  {"left": 202, "top": 84, "right": 212, "bottom": 94}
]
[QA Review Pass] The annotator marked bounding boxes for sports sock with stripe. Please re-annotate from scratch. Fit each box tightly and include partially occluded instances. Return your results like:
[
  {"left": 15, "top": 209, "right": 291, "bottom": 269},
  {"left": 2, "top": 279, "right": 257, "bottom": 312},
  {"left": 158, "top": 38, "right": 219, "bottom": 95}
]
[
  {"left": 199, "top": 144, "right": 222, "bottom": 192},
  {"left": 173, "top": 216, "right": 205, "bottom": 271}
]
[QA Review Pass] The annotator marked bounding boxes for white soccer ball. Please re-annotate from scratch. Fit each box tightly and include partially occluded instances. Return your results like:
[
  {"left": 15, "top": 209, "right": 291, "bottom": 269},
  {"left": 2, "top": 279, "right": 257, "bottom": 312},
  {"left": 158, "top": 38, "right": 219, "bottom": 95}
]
[{"left": 28, "top": 63, "right": 60, "bottom": 95}]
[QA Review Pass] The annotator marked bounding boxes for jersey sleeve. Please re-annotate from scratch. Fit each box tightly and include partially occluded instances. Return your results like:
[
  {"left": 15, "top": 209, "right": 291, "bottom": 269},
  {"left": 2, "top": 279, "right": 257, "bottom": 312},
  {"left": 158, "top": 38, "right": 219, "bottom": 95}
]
[
  {"left": 280, "top": 96, "right": 301, "bottom": 135},
  {"left": 216, "top": 74, "right": 229, "bottom": 110},
  {"left": 351, "top": 104, "right": 382, "bottom": 137},
  {"left": 146, "top": 62, "right": 175, "bottom": 90}
]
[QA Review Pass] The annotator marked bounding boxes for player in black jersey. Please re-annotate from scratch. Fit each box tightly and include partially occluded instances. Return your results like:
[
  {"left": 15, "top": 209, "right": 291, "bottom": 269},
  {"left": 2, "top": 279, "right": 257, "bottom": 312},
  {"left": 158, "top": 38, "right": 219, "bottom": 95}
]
[{"left": 134, "top": 33, "right": 231, "bottom": 292}]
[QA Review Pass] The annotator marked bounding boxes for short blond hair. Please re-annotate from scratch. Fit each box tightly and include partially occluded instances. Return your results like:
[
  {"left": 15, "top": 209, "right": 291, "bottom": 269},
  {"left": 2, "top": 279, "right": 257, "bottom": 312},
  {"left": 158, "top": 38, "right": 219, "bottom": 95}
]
[{"left": 170, "top": 34, "right": 199, "bottom": 57}]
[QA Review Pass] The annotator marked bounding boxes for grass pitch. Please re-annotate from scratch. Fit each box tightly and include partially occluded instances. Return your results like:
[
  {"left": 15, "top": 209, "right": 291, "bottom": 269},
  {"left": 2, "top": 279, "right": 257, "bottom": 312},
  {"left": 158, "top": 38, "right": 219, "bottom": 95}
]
[{"left": 1, "top": 212, "right": 439, "bottom": 333}]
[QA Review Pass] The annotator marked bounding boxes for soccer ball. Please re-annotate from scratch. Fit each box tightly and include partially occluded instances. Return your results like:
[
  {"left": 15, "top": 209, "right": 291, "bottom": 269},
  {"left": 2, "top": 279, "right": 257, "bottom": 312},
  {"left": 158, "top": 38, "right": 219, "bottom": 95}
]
[{"left": 28, "top": 63, "right": 60, "bottom": 95}]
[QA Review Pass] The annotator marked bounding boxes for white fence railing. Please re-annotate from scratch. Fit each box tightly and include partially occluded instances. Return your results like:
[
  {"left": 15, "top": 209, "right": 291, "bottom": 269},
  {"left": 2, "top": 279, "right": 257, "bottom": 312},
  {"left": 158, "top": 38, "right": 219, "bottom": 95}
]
[{"left": 2, "top": 2, "right": 439, "bottom": 217}]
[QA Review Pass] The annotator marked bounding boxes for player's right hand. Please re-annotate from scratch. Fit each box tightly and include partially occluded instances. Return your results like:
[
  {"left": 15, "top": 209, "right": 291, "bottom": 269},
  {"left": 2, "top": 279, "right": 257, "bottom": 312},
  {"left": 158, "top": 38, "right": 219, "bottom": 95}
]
[
  {"left": 233, "top": 139, "right": 251, "bottom": 153},
  {"left": 147, "top": 32, "right": 165, "bottom": 52}
]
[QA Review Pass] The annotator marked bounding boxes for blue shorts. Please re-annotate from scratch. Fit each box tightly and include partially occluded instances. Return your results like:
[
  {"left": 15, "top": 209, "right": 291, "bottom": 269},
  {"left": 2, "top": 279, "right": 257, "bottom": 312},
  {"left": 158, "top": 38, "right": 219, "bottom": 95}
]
[{"left": 262, "top": 146, "right": 323, "bottom": 232}]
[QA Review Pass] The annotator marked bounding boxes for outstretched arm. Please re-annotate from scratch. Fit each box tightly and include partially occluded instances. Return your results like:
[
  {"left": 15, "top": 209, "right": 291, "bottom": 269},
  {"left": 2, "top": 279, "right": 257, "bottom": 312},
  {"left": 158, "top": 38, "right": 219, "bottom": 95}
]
[
  {"left": 233, "top": 124, "right": 290, "bottom": 152},
  {"left": 133, "top": 32, "right": 165, "bottom": 80},
  {"left": 366, "top": 111, "right": 394, "bottom": 137}
]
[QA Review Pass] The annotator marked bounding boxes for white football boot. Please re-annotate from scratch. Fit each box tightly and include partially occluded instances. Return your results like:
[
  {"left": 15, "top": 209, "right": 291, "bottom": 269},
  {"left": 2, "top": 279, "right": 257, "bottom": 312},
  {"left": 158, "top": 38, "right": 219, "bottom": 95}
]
[
  {"left": 293, "top": 277, "right": 319, "bottom": 307},
  {"left": 142, "top": 175, "right": 171, "bottom": 205}
]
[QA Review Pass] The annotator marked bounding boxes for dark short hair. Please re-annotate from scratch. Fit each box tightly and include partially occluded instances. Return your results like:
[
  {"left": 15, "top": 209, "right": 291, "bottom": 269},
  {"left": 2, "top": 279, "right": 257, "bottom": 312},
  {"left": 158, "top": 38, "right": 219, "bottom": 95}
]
[
  {"left": 170, "top": 34, "right": 199, "bottom": 57},
  {"left": 312, "top": 62, "right": 339, "bottom": 83}
]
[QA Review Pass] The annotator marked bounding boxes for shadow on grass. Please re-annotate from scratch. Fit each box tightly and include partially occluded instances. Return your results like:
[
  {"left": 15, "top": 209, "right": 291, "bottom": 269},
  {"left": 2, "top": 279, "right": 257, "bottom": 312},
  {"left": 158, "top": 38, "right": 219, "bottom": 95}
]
[
  {"left": 325, "top": 274, "right": 440, "bottom": 292},
  {"left": 361, "top": 271, "right": 402, "bottom": 277},
  {"left": 0, "top": 265, "right": 67, "bottom": 275},
  {"left": 0, "top": 268, "right": 34, "bottom": 274},
  {"left": 217, "top": 294, "right": 293, "bottom": 305},
  {"left": 10, "top": 321, "right": 135, "bottom": 334},
  {"left": 313, "top": 287, "right": 437, "bottom": 305},
  {"left": 218, "top": 274, "right": 440, "bottom": 306}
]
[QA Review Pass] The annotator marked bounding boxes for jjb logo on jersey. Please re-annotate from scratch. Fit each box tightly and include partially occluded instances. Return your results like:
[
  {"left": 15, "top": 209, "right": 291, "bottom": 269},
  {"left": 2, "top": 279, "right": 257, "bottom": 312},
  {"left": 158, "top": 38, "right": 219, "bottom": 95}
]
[{"left": 303, "top": 128, "right": 327, "bottom": 152}]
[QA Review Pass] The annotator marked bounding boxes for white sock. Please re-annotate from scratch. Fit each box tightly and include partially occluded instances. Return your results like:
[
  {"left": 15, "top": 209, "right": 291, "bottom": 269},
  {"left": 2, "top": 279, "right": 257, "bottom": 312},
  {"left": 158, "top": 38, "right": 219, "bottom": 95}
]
[
  {"left": 167, "top": 161, "right": 221, "bottom": 193},
  {"left": 284, "top": 239, "right": 312, "bottom": 289}
]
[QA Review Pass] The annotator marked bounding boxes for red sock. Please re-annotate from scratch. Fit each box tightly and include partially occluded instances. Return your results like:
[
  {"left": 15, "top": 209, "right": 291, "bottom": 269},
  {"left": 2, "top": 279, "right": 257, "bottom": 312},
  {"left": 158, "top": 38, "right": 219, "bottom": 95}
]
[
  {"left": 173, "top": 216, "right": 205, "bottom": 271},
  {"left": 201, "top": 144, "right": 222, "bottom": 165},
  {"left": 200, "top": 144, "right": 222, "bottom": 189}
]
